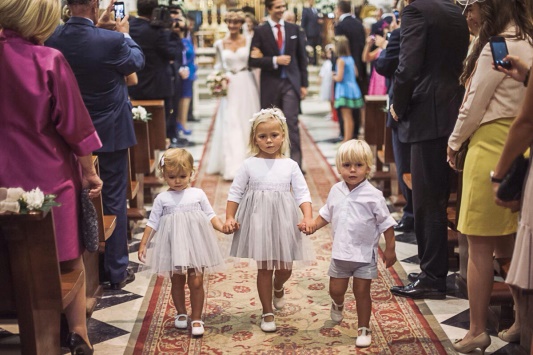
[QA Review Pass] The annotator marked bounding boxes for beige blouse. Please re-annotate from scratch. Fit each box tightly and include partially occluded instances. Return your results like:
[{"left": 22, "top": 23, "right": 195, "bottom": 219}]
[{"left": 448, "top": 26, "right": 533, "bottom": 151}]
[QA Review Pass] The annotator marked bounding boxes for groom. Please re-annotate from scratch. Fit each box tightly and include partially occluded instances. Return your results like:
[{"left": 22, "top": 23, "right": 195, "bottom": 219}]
[{"left": 249, "top": 0, "right": 309, "bottom": 169}]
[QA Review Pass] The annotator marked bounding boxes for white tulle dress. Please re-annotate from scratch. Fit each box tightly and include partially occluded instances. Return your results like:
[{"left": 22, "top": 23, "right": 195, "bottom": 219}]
[
  {"left": 143, "top": 188, "right": 226, "bottom": 276},
  {"left": 227, "top": 157, "right": 316, "bottom": 270},
  {"left": 206, "top": 37, "right": 260, "bottom": 180}
]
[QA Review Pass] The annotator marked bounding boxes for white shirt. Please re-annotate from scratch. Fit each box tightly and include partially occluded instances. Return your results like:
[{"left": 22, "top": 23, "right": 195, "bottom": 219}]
[
  {"left": 147, "top": 188, "right": 216, "bottom": 231},
  {"left": 227, "top": 157, "right": 312, "bottom": 206},
  {"left": 319, "top": 180, "right": 396, "bottom": 263},
  {"left": 267, "top": 17, "right": 286, "bottom": 68}
]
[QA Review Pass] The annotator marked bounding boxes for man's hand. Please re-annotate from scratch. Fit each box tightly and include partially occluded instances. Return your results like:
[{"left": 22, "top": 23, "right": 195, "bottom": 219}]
[
  {"left": 390, "top": 104, "right": 399, "bottom": 121},
  {"left": 492, "top": 55, "right": 529, "bottom": 83},
  {"left": 300, "top": 87, "right": 307, "bottom": 100},
  {"left": 96, "top": 0, "right": 116, "bottom": 30},
  {"left": 276, "top": 55, "right": 291, "bottom": 66},
  {"left": 447, "top": 145, "right": 457, "bottom": 170}
]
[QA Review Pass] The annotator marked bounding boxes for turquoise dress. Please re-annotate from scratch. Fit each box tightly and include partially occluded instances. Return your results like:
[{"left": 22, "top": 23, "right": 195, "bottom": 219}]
[{"left": 334, "top": 56, "right": 364, "bottom": 109}]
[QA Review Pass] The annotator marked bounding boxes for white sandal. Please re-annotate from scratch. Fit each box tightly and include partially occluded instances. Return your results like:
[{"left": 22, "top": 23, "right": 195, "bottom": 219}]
[
  {"left": 191, "top": 320, "right": 205, "bottom": 336},
  {"left": 174, "top": 314, "right": 188, "bottom": 329},
  {"left": 273, "top": 285, "right": 286, "bottom": 310},
  {"left": 260, "top": 313, "right": 276, "bottom": 332},
  {"left": 356, "top": 326, "right": 372, "bottom": 347},
  {"left": 330, "top": 300, "right": 344, "bottom": 322}
]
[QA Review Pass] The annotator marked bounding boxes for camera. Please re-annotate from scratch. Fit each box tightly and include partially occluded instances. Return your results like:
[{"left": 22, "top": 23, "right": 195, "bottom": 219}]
[{"left": 150, "top": 0, "right": 178, "bottom": 29}]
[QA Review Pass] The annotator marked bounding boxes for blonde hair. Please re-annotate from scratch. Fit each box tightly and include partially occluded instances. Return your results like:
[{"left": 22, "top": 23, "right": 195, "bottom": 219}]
[
  {"left": 334, "top": 35, "right": 351, "bottom": 57},
  {"left": 335, "top": 139, "right": 374, "bottom": 178},
  {"left": 225, "top": 10, "right": 246, "bottom": 23},
  {"left": 0, "top": 0, "right": 61, "bottom": 44},
  {"left": 248, "top": 108, "right": 290, "bottom": 156},
  {"left": 158, "top": 148, "right": 195, "bottom": 178}
]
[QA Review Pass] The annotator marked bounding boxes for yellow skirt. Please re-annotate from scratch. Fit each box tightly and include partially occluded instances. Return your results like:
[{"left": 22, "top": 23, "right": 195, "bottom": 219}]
[{"left": 457, "top": 117, "right": 519, "bottom": 236}]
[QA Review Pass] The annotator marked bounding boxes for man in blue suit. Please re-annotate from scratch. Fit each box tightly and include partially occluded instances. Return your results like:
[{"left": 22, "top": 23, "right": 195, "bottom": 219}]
[
  {"left": 46, "top": 0, "right": 145, "bottom": 290},
  {"left": 301, "top": 0, "right": 322, "bottom": 65}
]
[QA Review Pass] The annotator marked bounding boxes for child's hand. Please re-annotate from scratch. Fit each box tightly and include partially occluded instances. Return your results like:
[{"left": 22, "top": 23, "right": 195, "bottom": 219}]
[
  {"left": 138, "top": 244, "right": 146, "bottom": 263},
  {"left": 297, "top": 222, "right": 307, "bottom": 232},
  {"left": 300, "top": 217, "right": 316, "bottom": 235},
  {"left": 223, "top": 218, "right": 238, "bottom": 234},
  {"left": 382, "top": 247, "right": 397, "bottom": 268}
]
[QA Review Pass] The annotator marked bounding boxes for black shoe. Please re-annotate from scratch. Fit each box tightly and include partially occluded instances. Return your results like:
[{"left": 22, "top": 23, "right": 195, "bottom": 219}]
[
  {"left": 407, "top": 272, "right": 420, "bottom": 283},
  {"left": 187, "top": 117, "right": 200, "bottom": 122},
  {"left": 169, "top": 138, "right": 195, "bottom": 148},
  {"left": 67, "top": 332, "right": 93, "bottom": 355},
  {"left": 394, "top": 216, "right": 414, "bottom": 233},
  {"left": 110, "top": 269, "right": 135, "bottom": 290},
  {"left": 390, "top": 280, "right": 446, "bottom": 300}
]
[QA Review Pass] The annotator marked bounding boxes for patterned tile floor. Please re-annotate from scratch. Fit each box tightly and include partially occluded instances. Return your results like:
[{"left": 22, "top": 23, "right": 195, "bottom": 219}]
[{"left": 0, "top": 96, "right": 525, "bottom": 354}]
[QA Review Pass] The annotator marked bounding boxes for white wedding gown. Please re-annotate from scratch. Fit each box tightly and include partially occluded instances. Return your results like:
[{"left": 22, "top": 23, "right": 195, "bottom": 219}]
[{"left": 206, "top": 37, "right": 260, "bottom": 181}]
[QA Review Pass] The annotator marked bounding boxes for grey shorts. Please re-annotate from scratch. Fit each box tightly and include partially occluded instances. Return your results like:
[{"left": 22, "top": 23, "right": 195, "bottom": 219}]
[{"left": 328, "top": 258, "right": 378, "bottom": 279}]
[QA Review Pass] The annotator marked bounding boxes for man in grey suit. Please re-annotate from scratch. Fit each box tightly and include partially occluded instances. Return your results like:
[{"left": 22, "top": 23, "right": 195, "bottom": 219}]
[
  {"left": 390, "top": 0, "right": 469, "bottom": 299},
  {"left": 249, "top": 0, "right": 309, "bottom": 169},
  {"left": 301, "top": 0, "right": 322, "bottom": 65}
]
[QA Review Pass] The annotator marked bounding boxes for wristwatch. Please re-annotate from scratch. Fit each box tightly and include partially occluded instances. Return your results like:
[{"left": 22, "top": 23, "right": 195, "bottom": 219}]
[{"left": 490, "top": 170, "right": 503, "bottom": 183}]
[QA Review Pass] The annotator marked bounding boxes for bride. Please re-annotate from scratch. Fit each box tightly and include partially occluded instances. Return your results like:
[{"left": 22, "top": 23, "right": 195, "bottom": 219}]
[{"left": 206, "top": 10, "right": 260, "bottom": 181}]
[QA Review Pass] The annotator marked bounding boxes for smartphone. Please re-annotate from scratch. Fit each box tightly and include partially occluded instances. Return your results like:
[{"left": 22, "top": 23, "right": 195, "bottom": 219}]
[
  {"left": 393, "top": 9, "right": 400, "bottom": 21},
  {"left": 489, "top": 36, "right": 511, "bottom": 69},
  {"left": 114, "top": 1, "right": 125, "bottom": 21},
  {"left": 386, "top": 32, "right": 392, "bottom": 40}
]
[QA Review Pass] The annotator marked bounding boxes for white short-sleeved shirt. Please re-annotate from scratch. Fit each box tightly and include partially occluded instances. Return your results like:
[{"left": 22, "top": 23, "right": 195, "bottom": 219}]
[
  {"left": 319, "top": 180, "right": 396, "bottom": 263},
  {"left": 227, "top": 157, "right": 312, "bottom": 206},
  {"left": 147, "top": 188, "right": 216, "bottom": 231}
]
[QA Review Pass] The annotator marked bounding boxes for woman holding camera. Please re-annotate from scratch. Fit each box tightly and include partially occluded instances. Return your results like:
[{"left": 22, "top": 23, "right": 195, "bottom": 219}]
[{"left": 446, "top": 0, "right": 533, "bottom": 352}]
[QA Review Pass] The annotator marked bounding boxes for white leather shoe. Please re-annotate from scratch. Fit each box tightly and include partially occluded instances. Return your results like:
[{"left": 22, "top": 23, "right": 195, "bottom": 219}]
[
  {"left": 330, "top": 301, "right": 344, "bottom": 322},
  {"left": 273, "top": 285, "right": 286, "bottom": 310},
  {"left": 260, "top": 313, "right": 277, "bottom": 332},
  {"left": 174, "top": 314, "right": 188, "bottom": 329},
  {"left": 191, "top": 320, "right": 205, "bottom": 336},
  {"left": 356, "top": 327, "right": 372, "bottom": 347}
]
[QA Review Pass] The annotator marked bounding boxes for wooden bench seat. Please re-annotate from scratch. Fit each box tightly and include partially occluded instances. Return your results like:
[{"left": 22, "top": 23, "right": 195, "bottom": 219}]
[{"left": 61, "top": 269, "right": 85, "bottom": 310}]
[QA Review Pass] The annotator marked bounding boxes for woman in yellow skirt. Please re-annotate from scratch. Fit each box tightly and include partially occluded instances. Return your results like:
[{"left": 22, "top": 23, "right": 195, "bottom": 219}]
[{"left": 447, "top": 0, "right": 533, "bottom": 352}]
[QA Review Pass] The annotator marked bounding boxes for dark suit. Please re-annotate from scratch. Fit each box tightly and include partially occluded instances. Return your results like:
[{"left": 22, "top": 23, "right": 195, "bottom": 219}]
[
  {"left": 249, "top": 19, "right": 308, "bottom": 168},
  {"left": 46, "top": 17, "right": 145, "bottom": 284},
  {"left": 128, "top": 17, "right": 180, "bottom": 141},
  {"left": 301, "top": 7, "right": 321, "bottom": 65},
  {"left": 374, "top": 28, "right": 413, "bottom": 221},
  {"left": 392, "top": 0, "right": 469, "bottom": 289},
  {"left": 334, "top": 14, "right": 366, "bottom": 139}
]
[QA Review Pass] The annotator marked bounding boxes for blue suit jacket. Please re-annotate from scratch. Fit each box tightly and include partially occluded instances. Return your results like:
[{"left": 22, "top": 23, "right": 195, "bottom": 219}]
[{"left": 46, "top": 17, "right": 145, "bottom": 152}]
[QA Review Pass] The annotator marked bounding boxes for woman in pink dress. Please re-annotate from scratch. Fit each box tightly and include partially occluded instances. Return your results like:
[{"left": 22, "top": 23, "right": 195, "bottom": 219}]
[
  {"left": 363, "top": 29, "right": 389, "bottom": 95},
  {"left": 0, "top": 0, "right": 102, "bottom": 353}
]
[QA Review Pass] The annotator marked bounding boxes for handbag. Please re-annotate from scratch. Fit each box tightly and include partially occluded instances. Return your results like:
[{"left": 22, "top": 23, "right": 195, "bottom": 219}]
[
  {"left": 454, "top": 139, "right": 470, "bottom": 172},
  {"left": 80, "top": 189, "right": 99, "bottom": 252},
  {"left": 497, "top": 154, "right": 529, "bottom": 202}
]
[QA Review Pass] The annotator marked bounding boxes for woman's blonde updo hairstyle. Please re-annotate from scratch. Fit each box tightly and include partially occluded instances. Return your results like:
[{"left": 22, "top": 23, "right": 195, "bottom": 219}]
[
  {"left": 158, "top": 148, "right": 195, "bottom": 179},
  {"left": 224, "top": 10, "right": 246, "bottom": 24},
  {"left": 248, "top": 108, "right": 291, "bottom": 156},
  {"left": 0, "top": 0, "right": 60, "bottom": 44}
]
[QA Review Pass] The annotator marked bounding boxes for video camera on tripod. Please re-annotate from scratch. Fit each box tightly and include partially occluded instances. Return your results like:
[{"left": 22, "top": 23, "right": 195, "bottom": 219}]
[{"left": 151, "top": 0, "right": 183, "bottom": 28}]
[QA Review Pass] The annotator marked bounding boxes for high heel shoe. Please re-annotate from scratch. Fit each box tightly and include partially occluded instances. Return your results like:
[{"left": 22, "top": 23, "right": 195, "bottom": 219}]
[
  {"left": 177, "top": 122, "right": 192, "bottom": 135},
  {"left": 453, "top": 332, "right": 490, "bottom": 354},
  {"left": 498, "top": 328, "right": 520, "bottom": 343},
  {"left": 67, "top": 332, "right": 93, "bottom": 355}
]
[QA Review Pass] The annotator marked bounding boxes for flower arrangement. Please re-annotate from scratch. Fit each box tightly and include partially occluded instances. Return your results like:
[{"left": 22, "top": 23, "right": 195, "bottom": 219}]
[
  {"left": 132, "top": 106, "right": 152, "bottom": 122},
  {"left": 316, "top": 0, "right": 337, "bottom": 15},
  {"left": 0, "top": 187, "right": 61, "bottom": 214},
  {"left": 206, "top": 71, "right": 229, "bottom": 97}
]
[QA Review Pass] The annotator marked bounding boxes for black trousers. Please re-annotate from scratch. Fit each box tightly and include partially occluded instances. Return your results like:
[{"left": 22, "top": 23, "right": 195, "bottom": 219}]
[
  {"left": 410, "top": 137, "right": 450, "bottom": 289},
  {"left": 392, "top": 127, "right": 413, "bottom": 218}
]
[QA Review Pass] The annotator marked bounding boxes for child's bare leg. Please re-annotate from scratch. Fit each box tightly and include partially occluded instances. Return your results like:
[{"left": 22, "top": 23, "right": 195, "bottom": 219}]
[
  {"left": 341, "top": 107, "right": 353, "bottom": 142},
  {"left": 171, "top": 273, "right": 187, "bottom": 316},
  {"left": 188, "top": 270, "right": 205, "bottom": 326},
  {"left": 274, "top": 264, "right": 292, "bottom": 299},
  {"left": 329, "top": 277, "right": 350, "bottom": 309},
  {"left": 352, "top": 277, "right": 372, "bottom": 328},
  {"left": 257, "top": 268, "right": 275, "bottom": 321}
]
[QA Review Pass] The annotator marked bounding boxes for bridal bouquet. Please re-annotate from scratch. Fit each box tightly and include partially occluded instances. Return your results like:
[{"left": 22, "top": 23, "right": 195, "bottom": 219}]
[
  {"left": 132, "top": 106, "right": 151, "bottom": 122},
  {"left": 206, "top": 71, "right": 229, "bottom": 97},
  {"left": 0, "top": 187, "right": 60, "bottom": 214},
  {"left": 316, "top": 0, "right": 336, "bottom": 15}
]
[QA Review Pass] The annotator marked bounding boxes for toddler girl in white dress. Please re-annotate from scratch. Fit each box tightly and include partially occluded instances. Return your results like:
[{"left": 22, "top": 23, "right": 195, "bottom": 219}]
[
  {"left": 223, "top": 108, "right": 316, "bottom": 333},
  {"left": 138, "top": 148, "right": 228, "bottom": 336}
]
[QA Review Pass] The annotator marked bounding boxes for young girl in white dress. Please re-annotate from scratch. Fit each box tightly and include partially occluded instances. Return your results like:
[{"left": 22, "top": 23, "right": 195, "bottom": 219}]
[
  {"left": 138, "top": 148, "right": 227, "bottom": 336},
  {"left": 223, "top": 108, "right": 316, "bottom": 333}
]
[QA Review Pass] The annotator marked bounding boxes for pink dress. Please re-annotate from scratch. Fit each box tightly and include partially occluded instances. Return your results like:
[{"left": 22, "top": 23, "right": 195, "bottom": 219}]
[
  {"left": 367, "top": 49, "right": 388, "bottom": 95},
  {"left": 0, "top": 29, "right": 102, "bottom": 261}
]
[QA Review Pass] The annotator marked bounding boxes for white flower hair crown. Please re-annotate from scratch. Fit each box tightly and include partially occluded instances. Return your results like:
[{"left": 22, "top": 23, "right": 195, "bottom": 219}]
[{"left": 249, "top": 108, "right": 287, "bottom": 123}]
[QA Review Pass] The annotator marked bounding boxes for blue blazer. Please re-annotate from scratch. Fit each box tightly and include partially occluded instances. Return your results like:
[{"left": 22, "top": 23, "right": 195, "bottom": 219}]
[{"left": 46, "top": 17, "right": 145, "bottom": 152}]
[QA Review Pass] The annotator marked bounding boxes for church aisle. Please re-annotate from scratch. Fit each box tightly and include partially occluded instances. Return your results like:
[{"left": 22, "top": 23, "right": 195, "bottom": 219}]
[{"left": 0, "top": 97, "right": 522, "bottom": 354}]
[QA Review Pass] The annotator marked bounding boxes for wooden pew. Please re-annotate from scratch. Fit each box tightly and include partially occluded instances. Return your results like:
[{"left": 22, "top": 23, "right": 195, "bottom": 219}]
[{"left": 0, "top": 211, "right": 84, "bottom": 355}]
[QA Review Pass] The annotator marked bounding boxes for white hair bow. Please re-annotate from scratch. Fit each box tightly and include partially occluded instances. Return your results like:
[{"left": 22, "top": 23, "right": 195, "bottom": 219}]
[
  {"left": 159, "top": 154, "right": 165, "bottom": 167},
  {"left": 249, "top": 108, "right": 287, "bottom": 123}
]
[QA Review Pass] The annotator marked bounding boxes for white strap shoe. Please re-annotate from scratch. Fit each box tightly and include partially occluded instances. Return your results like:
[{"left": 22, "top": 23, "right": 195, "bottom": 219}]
[
  {"left": 273, "top": 285, "right": 286, "bottom": 310},
  {"left": 191, "top": 320, "right": 205, "bottom": 336},
  {"left": 260, "top": 313, "right": 277, "bottom": 332},
  {"left": 174, "top": 314, "right": 188, "bottom": 329},
  {"left": 356, "top": 326, "right": 372, "bottom": 347},
  {"left": 330, "top": 300, "right": 344, "bottom": 322}
]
